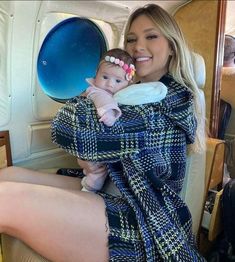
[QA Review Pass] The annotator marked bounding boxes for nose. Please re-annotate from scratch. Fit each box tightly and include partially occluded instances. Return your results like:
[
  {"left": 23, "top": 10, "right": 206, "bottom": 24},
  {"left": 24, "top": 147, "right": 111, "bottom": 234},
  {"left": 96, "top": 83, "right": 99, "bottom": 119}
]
[
  {"left": 107, "top": 79, "right": 114, "bottom": 88},
  {"left": 134, "top": 39, "right": 145, "bottom": 52}
]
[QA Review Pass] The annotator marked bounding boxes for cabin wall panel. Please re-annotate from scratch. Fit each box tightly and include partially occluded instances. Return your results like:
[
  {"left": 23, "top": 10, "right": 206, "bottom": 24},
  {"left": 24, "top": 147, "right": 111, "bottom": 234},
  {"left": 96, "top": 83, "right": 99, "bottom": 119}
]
[
  {"left": 0, "top": 2, "right": 14, "bottom": 127},
  {"left": 1, "top": 1, "right": 131, "bottom": 164},
  {"left": 32, "top": 12, "right": 117, "bottom": 121},
  {"left": 28, "top": 1, "right": 130, "bottom": 166},
  {"left": 0, "top": 0, "right": 193, "bottom": 166},
  {"left": 6, "top": 1, "right": 42, "bottom": 163},
  {"left": 28, "top": 123, "right": 57, "bottom": 154},
  {"left": 174, "top": 0, "right": 219, "bottom": 128}
]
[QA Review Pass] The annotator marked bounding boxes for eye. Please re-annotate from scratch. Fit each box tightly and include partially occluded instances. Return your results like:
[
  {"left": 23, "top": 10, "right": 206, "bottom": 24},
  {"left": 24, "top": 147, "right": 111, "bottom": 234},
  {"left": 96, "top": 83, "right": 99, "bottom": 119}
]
[
  {"left": 102, "top": 75, "right": 108, "bottom": 80},
  {"left": 126, "top": 37, "right": 136, "bottom": 44},
  {"left": 146, "top": 34, "right": 158, "bottom": 40},
  {"left": 116, "top": 79, "right": 121, "bottom": 83}
]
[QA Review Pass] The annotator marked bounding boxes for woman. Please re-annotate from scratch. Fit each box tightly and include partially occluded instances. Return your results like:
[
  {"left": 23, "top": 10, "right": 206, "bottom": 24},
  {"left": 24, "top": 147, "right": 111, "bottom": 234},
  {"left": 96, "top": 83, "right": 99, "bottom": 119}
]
[{"left": 0, "top": 4, "right": 205, "bottom": 262}]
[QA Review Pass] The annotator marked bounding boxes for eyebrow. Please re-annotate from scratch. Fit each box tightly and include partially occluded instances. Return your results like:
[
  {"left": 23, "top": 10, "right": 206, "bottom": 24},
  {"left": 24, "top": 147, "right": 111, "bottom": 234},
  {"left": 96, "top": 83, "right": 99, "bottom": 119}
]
[{"left": 127, "top": 28, "right": 159, "bottom": 36}]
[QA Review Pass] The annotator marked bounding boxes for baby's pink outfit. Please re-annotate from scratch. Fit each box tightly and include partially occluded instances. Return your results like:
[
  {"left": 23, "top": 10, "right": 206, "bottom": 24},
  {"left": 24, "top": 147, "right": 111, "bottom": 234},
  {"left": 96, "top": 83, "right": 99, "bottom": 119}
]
[{"left": 85, "top": 78, "right": 122, "bottom": 126}]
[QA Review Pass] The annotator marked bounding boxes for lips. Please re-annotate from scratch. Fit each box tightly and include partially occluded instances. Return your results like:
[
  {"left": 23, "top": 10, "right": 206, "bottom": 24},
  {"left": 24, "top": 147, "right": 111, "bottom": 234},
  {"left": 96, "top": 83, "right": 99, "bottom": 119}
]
[
  {"left": 135, "top": 57, "right": 152, "bottom": 67},
  {"left": 106, "top": 89, "right": 113, "bottom": 95},
  {"left": 135, "top": 56, "right": 152, "bottom": 62}
]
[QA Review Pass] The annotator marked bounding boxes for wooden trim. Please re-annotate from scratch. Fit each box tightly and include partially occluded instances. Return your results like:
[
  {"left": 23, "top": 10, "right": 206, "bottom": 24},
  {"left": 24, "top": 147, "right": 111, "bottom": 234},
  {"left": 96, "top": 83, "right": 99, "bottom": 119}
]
[
  {"left": 210, "top": 0, "right": 227, "bottom": 137},
  {"left": 0, "top": 130, "right": 13, "bottom": 166},
  {"left": 208, "top": 189, "right": 223, "bottom": 241},
  {"left": 197, "top": 138, "right": 225, "bottom": 246}
]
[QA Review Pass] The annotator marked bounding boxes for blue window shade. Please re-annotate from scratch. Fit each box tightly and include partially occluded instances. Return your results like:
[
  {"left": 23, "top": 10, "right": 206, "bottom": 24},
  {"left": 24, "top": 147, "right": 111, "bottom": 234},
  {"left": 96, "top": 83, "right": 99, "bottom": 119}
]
[{"left": 37, "top": 17, "right": 107, "bottom": 103}]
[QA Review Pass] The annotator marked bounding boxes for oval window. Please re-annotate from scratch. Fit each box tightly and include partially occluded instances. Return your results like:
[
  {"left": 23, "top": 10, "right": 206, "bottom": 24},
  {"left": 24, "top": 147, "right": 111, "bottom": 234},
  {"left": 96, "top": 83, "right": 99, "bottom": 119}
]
[{"left": 37, "top": 17, "right": 107, "bottom": 102}]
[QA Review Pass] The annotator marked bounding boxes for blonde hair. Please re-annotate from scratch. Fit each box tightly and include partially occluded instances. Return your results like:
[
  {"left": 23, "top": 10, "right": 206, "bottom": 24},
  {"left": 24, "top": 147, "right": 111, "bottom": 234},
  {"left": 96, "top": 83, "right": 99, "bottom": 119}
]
[{"left": 124, "top": 4, "right": 206, "bottom": 153}]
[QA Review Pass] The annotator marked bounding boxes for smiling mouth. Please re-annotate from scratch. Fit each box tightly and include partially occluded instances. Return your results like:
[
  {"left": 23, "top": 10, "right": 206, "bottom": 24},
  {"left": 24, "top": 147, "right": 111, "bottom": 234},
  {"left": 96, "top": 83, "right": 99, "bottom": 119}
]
[{"left": 135, "top": 57, "right": 151, "bottom": 63}]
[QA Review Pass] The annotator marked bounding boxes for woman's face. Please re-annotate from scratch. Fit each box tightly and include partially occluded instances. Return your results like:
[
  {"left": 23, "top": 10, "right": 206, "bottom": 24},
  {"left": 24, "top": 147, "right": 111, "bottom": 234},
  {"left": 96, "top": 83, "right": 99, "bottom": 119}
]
[{"left": 126, "top": 15, "right": 172, "bottom": 82}]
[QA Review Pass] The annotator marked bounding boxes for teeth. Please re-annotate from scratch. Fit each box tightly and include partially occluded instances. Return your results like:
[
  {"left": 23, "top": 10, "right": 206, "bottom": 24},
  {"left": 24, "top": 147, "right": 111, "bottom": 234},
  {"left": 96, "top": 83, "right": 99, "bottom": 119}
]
[{"left": 136, "top": 57, "right": 150, "bottom": 62}]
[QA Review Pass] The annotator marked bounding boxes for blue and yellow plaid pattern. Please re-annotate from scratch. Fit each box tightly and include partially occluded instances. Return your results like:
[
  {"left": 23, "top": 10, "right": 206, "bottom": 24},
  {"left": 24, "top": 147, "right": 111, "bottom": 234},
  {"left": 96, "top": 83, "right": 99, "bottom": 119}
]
[{"left": 51, "top": 74, "right": 205, "bottom": 261}]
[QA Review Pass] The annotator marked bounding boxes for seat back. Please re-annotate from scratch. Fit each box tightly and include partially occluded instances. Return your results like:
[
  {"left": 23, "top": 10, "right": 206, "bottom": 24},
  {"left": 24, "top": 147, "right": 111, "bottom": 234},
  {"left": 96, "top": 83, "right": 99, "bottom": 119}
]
[{"left": 180, "top": 52, "right": 206, "bottom": 235}]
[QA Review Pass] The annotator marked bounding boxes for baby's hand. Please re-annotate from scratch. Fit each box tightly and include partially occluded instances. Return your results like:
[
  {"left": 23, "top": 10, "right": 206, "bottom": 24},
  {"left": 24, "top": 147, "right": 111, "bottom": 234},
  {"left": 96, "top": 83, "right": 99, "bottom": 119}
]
[
  {"left": 99, "top": 111, "right": 116, "bottom": 127},
  {"left": 77, "top": 159, "right": 104, "bottom": 174}
]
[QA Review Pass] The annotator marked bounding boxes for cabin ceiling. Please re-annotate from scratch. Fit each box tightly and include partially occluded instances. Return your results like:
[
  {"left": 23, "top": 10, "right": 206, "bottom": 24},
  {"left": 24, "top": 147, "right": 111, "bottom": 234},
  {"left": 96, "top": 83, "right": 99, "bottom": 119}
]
[
  {"left": 226, "top": 1, "right": 235, "bottom": 36},
  {"left": 109, "top": 0, "right": 190, "bottom": 14},
  {"left": 116, "top": 0, "right": 235, "bottom": 37}
]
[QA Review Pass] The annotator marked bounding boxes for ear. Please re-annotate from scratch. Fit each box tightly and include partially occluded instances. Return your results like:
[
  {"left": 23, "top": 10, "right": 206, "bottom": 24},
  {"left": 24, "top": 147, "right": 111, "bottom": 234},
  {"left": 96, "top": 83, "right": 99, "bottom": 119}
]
[{"left": 169, "top": 49, "right": 174, "bottom": 56}]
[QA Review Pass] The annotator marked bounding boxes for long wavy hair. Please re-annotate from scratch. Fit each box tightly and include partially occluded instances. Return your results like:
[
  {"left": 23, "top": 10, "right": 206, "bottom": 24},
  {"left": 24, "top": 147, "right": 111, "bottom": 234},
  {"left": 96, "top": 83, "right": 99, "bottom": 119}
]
[{"left": 124, "top": 4, "right": 206, "bottom": 153}]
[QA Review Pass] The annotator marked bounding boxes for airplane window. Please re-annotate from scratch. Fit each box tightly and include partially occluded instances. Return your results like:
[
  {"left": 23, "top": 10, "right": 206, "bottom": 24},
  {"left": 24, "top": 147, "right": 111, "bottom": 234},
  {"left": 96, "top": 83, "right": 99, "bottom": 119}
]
[{"left": 37, "top": 17, "right": 107, "bottom": 103}]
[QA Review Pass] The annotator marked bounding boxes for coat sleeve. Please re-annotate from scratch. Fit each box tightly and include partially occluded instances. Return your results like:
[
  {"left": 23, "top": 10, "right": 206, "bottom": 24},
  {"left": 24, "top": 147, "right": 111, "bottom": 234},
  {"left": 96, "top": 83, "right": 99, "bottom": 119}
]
[
  {"left": 51, "top": 87, "right": 197, "bottom": 163},
  {"left": 51, "top": 96, "right": 149, "bottom": 162}
]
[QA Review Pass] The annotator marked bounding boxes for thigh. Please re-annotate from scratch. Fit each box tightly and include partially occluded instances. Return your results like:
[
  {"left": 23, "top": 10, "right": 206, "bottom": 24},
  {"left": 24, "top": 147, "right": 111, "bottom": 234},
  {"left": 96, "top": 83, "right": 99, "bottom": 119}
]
[
  {"left": 0, "top": 166, "right": 82, "bottom": 190},
  {"left": 0, "top": 181, "right": 109, "bottom": 262}
]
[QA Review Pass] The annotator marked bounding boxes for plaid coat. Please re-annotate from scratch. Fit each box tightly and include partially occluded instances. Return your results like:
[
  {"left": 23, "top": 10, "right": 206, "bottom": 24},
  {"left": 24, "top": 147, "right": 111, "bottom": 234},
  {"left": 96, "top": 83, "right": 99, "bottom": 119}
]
[{"left": 51, "top": 74, "right": 205, "bottom": 261}]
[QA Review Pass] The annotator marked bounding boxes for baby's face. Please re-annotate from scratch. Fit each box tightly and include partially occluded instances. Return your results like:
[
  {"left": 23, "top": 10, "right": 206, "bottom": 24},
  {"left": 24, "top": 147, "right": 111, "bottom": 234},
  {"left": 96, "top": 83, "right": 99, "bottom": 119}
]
[{"left": 94, "top": 63, "right": 129, "bottom": 94}]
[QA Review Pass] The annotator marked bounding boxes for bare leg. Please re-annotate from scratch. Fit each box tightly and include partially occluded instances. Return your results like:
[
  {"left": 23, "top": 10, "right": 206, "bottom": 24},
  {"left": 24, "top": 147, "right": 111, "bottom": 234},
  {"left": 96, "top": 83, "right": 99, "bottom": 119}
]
[
  {"left": 0, "top": 166, "right": 82, "bottom": 190},
  {"left": 0, "top": 181, "right": 109, "bottom": 262}
]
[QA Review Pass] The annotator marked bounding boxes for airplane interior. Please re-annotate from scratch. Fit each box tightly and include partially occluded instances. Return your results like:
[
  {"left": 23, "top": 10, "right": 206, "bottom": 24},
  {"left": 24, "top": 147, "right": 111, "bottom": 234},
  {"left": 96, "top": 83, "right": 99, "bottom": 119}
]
[{"left": 0, "top": 0, "right": 235, "bottom": 261}]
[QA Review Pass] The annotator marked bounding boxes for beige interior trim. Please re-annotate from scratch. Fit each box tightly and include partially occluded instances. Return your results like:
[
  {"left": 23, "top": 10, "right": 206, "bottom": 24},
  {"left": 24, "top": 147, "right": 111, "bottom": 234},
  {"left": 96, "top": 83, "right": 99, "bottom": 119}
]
[
  {"left": 0, "top": 142, "right": 7, "bottom": 168},
  {"left": 0, "top": 130, "right": 12, "bottom": 166}
]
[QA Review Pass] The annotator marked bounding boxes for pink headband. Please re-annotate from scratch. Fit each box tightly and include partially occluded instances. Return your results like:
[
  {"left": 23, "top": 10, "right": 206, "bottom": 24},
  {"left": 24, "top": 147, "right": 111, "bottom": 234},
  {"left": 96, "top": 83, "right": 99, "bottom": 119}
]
[{"left": 104, "top": 55, "right": 136, "bottom": 81}]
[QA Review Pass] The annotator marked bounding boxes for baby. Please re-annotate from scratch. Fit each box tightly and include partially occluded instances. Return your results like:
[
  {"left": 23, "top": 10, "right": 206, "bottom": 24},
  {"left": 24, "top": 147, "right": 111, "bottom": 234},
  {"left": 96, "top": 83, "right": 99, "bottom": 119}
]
[
  {"left": 81, "top": 48, "right": 168, "bottom": 192},
  {"left": 84, "top": 48, "right": 135, "bottom": 126},
  {"left": 81, "top": 48, "right": 135, "bottom": 192}
]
